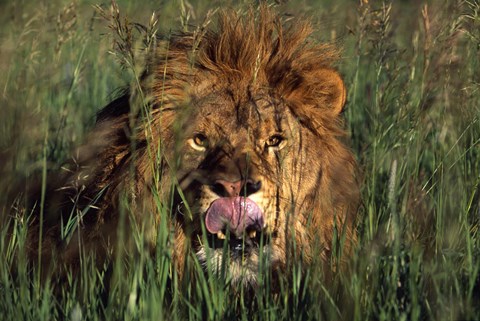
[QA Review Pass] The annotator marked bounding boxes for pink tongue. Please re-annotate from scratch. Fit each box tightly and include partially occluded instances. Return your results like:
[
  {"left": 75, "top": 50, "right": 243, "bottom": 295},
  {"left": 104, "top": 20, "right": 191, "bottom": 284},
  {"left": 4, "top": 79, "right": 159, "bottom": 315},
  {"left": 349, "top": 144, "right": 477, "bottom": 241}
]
[{"left": 205, "top": 197, "right": 264, "bottom": 237}]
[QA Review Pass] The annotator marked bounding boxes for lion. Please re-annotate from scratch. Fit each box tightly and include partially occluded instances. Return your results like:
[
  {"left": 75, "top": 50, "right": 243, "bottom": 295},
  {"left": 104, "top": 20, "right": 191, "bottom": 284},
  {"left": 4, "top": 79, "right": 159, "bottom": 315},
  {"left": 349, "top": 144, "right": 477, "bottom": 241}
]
[{"left": 19, "top": 5, "right": 359, "bottom": 287}]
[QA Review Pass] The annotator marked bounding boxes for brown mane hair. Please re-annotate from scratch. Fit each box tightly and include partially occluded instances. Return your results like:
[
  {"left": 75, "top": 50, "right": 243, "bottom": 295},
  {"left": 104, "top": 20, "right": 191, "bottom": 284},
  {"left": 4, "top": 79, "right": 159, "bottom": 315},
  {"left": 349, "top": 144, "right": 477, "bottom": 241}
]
[{"left": 147, "top": 6, "right": 345, "bottom": 125}]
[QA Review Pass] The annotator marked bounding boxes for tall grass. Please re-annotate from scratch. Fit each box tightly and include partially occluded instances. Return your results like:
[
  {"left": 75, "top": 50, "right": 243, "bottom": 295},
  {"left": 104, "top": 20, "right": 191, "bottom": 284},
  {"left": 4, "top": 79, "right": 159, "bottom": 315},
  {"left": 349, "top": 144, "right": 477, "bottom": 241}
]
[{"left": 1, "top": 0, "right": 479, "bottom": 320}]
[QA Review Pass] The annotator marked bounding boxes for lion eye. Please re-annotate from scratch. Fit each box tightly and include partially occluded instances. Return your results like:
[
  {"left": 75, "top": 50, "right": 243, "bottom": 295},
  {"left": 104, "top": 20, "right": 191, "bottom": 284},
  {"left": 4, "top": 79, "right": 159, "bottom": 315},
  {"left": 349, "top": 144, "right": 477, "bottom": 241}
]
[
  {"left": 265, "top": 135, "right": 284, "bottom": 148},
  {"left": 190, "top": 133, "right": 209, "bottom": 151}
]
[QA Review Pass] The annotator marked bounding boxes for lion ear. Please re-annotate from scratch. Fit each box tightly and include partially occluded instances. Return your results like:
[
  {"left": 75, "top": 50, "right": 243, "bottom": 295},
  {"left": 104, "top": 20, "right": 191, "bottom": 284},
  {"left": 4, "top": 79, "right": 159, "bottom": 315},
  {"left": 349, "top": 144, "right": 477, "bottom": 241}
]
[
  {"left": 286, "top": 68, "right": 347, "bottom": 116},
  {"left": 308, "top": 68, "right": 346, "bottom": 115},
  {"left": 319, "top": 69, "right": 346, "bottom": 115}
]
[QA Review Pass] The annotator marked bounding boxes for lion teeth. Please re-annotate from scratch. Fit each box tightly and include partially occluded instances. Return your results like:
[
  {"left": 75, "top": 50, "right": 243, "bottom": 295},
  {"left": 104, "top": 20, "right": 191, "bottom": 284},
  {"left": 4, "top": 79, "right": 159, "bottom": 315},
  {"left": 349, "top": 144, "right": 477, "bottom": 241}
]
[
  {"left": 248, "top": 230, "right": 257, "bottom": 239},
  {"left": 217, "top": 231, "right": 226, "bottom": 240}
]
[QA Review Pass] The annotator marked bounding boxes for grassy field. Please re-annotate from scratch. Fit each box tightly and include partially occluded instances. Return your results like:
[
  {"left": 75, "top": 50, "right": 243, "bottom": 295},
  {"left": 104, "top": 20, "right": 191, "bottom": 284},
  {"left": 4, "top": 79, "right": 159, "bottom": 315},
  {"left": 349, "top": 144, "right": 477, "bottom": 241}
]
[{"left": 1, "top": 0, "right": 479, "bottom": 320}]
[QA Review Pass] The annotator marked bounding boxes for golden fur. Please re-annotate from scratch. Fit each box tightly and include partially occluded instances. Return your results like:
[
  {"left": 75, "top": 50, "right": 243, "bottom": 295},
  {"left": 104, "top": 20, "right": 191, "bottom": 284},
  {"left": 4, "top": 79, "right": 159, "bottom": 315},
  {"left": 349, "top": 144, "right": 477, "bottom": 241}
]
[{"left": 23, "top": 6, "right": 359, "bottom": 285}]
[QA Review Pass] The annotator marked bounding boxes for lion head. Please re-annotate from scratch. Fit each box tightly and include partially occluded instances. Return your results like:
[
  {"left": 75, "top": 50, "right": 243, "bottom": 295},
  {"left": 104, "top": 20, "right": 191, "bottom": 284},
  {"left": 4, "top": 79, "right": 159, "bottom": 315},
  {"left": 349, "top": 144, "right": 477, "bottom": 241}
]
[{"left": 27, "top": 6, "right": 359, "bottom": 286}]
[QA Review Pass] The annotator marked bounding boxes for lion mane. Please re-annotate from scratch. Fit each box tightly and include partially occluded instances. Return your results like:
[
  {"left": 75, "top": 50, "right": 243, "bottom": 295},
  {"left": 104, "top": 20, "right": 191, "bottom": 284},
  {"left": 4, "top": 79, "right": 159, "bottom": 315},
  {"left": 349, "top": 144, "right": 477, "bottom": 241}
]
[{"left": 23, "top": 5, "right": 359, "bottom": 284}]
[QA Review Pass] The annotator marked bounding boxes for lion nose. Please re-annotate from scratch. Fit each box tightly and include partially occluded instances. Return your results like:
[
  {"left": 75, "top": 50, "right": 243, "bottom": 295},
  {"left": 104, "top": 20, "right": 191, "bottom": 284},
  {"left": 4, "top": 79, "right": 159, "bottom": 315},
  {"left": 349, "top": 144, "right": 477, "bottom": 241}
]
[{"left": 210, "top": 179, "right": 262, "bottom": 197}]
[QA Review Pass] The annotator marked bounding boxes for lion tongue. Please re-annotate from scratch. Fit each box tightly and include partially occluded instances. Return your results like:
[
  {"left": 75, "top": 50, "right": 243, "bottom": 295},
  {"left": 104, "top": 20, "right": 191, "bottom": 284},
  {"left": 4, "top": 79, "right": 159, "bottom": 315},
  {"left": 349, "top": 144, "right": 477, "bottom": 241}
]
[{"left": 205, "top": 197, "right": 264, "bottom": 237}]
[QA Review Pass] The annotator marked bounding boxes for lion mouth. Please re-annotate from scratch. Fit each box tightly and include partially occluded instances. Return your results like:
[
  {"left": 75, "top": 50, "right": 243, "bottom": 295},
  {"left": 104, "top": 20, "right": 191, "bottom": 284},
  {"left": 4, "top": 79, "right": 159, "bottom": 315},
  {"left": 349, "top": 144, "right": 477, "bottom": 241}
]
[
  {"left": 203, "top": 197, "right": 266, "bottom": 256},
  {"left": 196, "top": 197, "right": 276, "bottom": 285},
  {"left": 205, "top": 197, "right": 265, "bottom": 239}
]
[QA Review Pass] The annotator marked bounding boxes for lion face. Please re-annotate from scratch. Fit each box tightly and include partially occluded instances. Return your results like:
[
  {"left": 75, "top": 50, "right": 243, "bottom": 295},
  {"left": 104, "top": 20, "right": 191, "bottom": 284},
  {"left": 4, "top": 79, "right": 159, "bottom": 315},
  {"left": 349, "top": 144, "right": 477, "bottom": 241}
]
[
  {"left": 167, "top": 92, "right": 304, "bottom": 284},
  {"left": 154, "top": 80, "right": 354, "bottom": 285}
]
